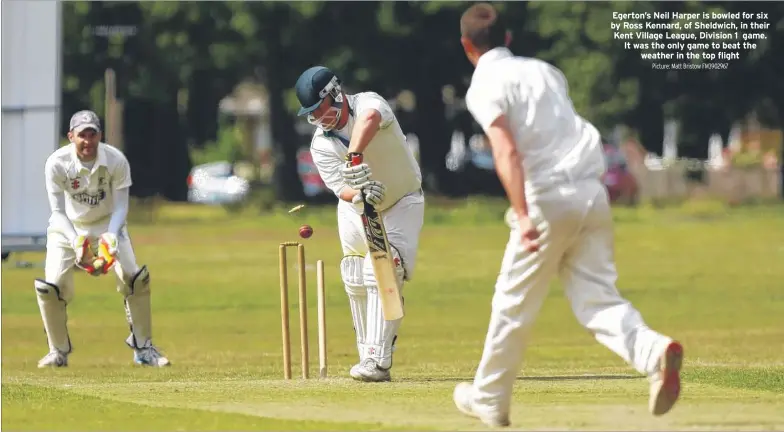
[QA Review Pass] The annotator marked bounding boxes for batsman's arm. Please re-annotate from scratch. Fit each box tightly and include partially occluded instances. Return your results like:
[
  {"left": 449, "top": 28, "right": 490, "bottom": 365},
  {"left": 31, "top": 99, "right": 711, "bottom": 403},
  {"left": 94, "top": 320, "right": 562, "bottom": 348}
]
[
  {"left": 346, "top": 109, "right": 382, "bottom": 155},
  {"left": 485, "top": 115, "right": 529, "bottom": 218},
  {"left": 338, "top": 187, "right": 360, "bottom": 203},
  {"left": 310, "top": 144, "right": 361, "bottom": 203},
  {"left": 346, "top": 95, "right": 395, "bottom": 155}
]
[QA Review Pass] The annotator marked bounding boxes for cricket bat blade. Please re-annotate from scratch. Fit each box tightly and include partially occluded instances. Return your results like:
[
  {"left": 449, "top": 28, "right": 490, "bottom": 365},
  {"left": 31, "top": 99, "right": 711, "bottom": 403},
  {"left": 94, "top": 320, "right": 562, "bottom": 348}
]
[
  {"left": 360, "top": 212, "right": 405, "bottom": 321},
  {"left": 349, "top": 152, "right": 404, "bottom": 321},
  {"left": 371, "top": 251, "right": 405, "bottom": 321}
]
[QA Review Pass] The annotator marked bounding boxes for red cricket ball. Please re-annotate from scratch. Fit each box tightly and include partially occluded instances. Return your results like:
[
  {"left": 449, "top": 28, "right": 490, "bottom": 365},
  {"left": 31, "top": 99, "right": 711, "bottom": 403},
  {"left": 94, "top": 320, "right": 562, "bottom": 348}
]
[{"left": 299, "top": 224, "right": 313, "bottom": 239}]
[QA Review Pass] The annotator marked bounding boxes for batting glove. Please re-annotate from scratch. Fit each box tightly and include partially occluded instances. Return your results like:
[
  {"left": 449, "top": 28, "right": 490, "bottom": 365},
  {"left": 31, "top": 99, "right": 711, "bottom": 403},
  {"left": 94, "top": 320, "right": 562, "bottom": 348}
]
[
  {"left": 341, "top": 162, "right": 373, "bottom": 188},
  {"left": 360, "top": 180, "right": 386, "bottom": 207}
]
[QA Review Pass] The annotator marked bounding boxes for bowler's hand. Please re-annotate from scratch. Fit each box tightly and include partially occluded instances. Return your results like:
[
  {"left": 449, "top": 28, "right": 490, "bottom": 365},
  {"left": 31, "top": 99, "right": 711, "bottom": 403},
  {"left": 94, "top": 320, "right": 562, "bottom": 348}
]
[{"left": 518, "top": 216, "right": 541, "bottom": 253}]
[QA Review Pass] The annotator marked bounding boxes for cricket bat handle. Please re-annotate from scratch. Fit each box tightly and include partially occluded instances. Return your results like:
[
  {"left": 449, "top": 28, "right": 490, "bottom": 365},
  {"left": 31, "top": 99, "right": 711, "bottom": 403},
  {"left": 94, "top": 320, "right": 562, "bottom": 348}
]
[{"left": 349, "top": 152, "right": 363, "bottom": 167}]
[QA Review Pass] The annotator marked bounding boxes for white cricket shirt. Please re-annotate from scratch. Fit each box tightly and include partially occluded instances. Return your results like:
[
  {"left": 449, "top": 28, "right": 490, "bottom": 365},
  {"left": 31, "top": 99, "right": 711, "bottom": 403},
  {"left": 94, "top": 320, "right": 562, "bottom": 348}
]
[
  {"left": 310, "top": 92, "right": 422, "bottom": 212},
  {"left": 44, "top": 142, "right": 132, "bottom": 226},
  {"left": 465, "top": 48, "right": 606, "bottom": 198}
]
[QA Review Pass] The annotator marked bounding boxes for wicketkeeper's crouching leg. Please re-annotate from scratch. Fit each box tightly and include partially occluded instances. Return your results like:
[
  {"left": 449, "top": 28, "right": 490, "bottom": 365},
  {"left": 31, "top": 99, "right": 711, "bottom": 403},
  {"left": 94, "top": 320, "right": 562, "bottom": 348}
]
[
  {"left": 35, "top": 233, "right": 77, "bottom": 368},
  {"left": 36, "top": 231, "right": 169, "bottom": 368},
  {"left": 350, "top": 245, "right": 406, "bottom": 382},
  {"left": 34, "top": 278, "right": 74, "bottom": 368},
  {"left": 114, "top": 236, "right": 170, "bottom": 367},
  {"left": 115, "top": 265, "right": 169, "bottom": 367}
]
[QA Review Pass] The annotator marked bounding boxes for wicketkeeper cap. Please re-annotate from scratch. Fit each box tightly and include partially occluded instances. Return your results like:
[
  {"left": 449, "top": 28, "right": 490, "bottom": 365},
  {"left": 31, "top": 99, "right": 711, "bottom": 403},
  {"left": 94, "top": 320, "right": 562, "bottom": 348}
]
[
  {"left": 69, "top": 110, "right": 102, "bottom": 133},
  {"left": 294, "top": 66, "right": 340, "bottom": 116}
]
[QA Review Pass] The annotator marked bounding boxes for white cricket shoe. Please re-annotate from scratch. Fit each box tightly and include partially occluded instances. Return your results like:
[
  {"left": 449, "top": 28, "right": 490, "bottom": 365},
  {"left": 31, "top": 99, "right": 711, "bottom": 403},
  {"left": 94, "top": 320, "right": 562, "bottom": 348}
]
[
  {"left": 649, "top": 340, "right": 684, "bottom": 416},
  {"left": 37, "top": 350, "right": 68, "bottom": 368},
  {"left": 349, "top": 362, "right": 364, "bottom": 380},
  {"left": 453, "top": 382, "right": 510, "bottom": 428},
  {"left": 351, "top": 358, "right": 390, "bottom": 382},
  {"left": 134, "top": 346, "right": 171, "bottom": 367}
]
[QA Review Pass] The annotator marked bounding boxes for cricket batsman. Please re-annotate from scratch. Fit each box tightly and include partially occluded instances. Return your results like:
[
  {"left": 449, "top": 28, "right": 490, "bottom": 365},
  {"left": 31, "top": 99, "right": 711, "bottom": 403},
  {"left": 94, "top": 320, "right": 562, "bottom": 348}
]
[
  {"left": 35, "top": 110, "right": 170, "bottom": 368},
  {"left": 294, "top": 66, "right": 425, "bottom": 382},
  {"left": 452, "top": 4, "right": 683, "bottom": 427}
]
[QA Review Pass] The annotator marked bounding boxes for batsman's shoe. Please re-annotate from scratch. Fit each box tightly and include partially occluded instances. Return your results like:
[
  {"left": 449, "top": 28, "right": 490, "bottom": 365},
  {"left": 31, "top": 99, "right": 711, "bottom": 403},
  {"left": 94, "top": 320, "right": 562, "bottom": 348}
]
[
  {"left": 649, "top": 340, "right": 684, "bottom": 416},
  {"left": 352, "top": 358, "right": 391, "bottom": 382},
  {"left": 453, "top": 382, "right": 510, "bottom": 428},
  {"left": 134, "top": 346, "right": 171, "bottom": 367},
  {"left": 349, "top": 362, "right": 364, "bottom": 380},
  {"left": 38, "top": 350, "right": 68, "bottom": 368}
]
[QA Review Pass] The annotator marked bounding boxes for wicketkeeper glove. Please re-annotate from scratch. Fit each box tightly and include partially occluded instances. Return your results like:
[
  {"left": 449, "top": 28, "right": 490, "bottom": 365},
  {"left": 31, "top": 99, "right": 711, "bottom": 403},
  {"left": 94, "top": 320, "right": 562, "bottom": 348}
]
[
  {"left": 72, "top": 235, "right": 90, "bottom": 265},
  {"left": 73, "top": 234, "right": 117, "bottom": 276},
  {"left": 100, "top": 232, "right": 118, "bottom": 257}
]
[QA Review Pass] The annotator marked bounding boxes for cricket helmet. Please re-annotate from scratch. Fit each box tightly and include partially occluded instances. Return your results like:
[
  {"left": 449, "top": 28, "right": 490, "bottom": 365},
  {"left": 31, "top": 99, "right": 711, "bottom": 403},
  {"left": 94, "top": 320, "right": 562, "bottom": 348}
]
[{"left": 295, "top": 66, "right": 345, "bottom": 131}]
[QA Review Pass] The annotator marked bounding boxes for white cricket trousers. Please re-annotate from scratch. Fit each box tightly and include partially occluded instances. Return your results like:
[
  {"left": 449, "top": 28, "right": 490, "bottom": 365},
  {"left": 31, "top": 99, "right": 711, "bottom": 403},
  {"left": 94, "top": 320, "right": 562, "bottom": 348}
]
[
  {"left": 39, "top": 223, "right": 142, "bottom": 354},
  {"left": 45, "top": 224, "right": 140, "bottom": 290},
  {"left": 337, "top": 191, "right": 425, "bottom": 279},
  {"left": 471, "top": 179, "right": 672, "bottom": 415}
]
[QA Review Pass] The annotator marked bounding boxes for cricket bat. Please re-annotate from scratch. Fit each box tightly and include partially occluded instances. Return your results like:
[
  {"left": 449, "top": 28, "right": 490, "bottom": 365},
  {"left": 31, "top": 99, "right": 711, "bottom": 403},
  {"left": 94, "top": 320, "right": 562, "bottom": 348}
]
[{"left": 349, "top": 154, "right": 405, "bottom": 321}]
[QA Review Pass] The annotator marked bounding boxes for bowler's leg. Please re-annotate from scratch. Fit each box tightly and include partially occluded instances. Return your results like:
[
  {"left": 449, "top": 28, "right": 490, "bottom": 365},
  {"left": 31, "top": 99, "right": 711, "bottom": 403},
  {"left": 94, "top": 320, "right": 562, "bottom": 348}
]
[
  {"left": 113, "top": 227, "right": 170, "bottom": 366},
  {"left": 559, "top": 184, "right": 682, "bottom": 415},
  {"left": 35, "top": 232, "right": 76, "bottom": 367},
  {"left": 461, "top": 227, "right": 560, "bottom": 423}
]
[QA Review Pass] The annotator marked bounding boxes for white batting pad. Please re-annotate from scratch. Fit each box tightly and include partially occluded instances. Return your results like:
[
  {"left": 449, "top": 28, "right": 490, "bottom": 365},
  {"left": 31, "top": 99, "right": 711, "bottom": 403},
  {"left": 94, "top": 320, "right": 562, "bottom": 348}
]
[
  {"left": 365, "top": 284, "right": 404, "bottom": 369},
  {"left": 363, "top": 244, "right": 406, "bottom": 369},
  {"left": 34, "top": 279, "right": 72, "bottom": 354},
  {"left": 341, "top": 255, "right": 367, "bottom": 360},
  {"left": 121, "top": 266, "right": 153, "bottom": 349}
]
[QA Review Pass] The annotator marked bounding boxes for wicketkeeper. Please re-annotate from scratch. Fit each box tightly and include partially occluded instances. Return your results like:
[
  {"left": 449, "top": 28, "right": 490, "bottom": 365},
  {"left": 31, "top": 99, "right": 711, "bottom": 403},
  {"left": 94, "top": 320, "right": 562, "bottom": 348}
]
[{"left": 36, "top": 110, "right": 170, "bottom": 368}]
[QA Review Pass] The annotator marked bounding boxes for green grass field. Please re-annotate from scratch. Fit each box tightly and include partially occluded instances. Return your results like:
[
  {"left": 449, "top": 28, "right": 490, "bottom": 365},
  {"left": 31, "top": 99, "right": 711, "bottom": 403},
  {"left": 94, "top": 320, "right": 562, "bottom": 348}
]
[{"left": 3, "top": 199, "right": 784, "bottom": 431}]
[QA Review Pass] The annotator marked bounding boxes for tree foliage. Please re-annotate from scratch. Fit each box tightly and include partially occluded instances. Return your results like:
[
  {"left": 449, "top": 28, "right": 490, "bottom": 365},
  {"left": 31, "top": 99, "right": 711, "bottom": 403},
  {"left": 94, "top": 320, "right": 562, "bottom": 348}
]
[{"left": 61, "top": 1, "right": 784, "bottom": 200}]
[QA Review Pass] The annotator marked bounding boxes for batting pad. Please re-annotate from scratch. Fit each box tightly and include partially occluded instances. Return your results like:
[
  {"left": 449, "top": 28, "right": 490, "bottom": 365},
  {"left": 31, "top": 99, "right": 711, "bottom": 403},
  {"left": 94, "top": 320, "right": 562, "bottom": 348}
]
[
  {"left": 365, "top": 283, "right": 404, "bottom": 370},
  {"left": 363, "top": 244, "right": 406, "bottom": 369},
  {"left": 341, "top": 255, "right": 367, "bottom": 360},
  {"left": 34, "top": 279, "right": 72, "bottom": 354},
  {"left": 122, "top": 266, "right": 153, "bottom": 349}
]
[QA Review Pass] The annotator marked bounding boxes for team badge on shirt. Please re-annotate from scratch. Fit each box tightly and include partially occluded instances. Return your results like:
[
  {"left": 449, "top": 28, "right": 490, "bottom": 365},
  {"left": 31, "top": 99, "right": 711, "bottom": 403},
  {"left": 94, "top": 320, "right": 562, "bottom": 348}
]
[{"left": 72, "top": 190, "right": 107, "bottom": 207}]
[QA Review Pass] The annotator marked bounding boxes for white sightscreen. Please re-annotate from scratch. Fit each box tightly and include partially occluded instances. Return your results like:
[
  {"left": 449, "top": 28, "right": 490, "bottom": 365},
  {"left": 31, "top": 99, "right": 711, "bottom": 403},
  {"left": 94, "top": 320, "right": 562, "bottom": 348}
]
[{"left": 1, "top": 0, "right": 61, "bottom": 250}]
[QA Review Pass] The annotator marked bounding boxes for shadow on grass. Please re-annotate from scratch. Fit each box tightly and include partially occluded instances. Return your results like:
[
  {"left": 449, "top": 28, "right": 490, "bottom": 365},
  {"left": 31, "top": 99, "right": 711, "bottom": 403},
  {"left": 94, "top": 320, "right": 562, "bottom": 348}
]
[{"left": 402, "top": 374, "right": 644, "bottom": 383}]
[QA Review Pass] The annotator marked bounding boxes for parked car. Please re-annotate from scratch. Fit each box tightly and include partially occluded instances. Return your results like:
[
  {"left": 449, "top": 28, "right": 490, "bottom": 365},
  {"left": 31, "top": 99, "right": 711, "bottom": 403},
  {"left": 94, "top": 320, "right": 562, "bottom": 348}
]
[
  {"left": 601, "top": 141, "right": 639, "bottom": 205},
  {"left": 187, "top": 161, "right": 250, "bottom": 205}
]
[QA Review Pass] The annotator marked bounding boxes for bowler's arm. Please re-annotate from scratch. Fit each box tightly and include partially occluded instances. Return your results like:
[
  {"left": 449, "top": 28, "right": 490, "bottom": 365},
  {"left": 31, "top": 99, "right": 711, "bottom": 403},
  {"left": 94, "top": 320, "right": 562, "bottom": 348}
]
[
  {"left": 484, "top": 116, "right": 529, "bottom": 218},
  {"left": 467, "top": 84, "right": 530, "bottom": 218},
  {"left": 107, "top": 157, "right": 133, "bottom": 234}
]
